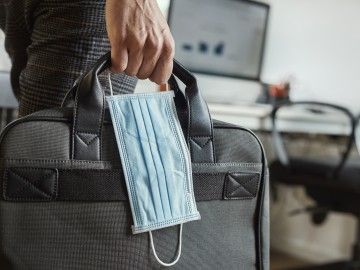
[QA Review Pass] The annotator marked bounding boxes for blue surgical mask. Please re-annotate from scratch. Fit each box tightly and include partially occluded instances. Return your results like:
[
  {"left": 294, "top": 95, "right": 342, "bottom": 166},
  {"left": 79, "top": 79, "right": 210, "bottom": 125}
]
[{"left": 106, "top": 87, "right": 200, "bottom": 266}]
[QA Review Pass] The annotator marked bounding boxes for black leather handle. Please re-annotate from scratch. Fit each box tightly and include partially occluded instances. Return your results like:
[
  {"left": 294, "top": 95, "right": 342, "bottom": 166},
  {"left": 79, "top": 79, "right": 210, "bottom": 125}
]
[{"left": 72, "top": 52, "right": 214, "bottom": 163}]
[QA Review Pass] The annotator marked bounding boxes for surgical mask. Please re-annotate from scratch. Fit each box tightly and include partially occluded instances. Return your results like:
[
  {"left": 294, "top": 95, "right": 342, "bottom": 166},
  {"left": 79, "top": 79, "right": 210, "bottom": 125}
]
[{"left": 106, "top": 81, "right": 201, "bottom": 267}]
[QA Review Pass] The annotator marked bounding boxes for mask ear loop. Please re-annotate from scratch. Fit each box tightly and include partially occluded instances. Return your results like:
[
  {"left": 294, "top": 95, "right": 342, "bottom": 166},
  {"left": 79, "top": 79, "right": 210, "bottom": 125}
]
[
  {"left": 149, "top": 224, "right": 183, "bottom": 267},
  {"left": 108, "top": 71, "right": 114, "bottom": 96}
]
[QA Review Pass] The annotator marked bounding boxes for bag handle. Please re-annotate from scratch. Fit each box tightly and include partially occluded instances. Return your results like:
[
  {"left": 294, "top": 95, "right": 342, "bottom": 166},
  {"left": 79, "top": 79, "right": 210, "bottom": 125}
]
[{"left": 72, "top": 52, "right": 215, "bottom": 163}]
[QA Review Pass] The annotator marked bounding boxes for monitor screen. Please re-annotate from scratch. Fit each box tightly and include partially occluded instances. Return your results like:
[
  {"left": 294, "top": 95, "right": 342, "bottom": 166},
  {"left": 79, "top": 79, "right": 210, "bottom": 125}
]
[{"left": 168, "top": 0, "right": 269, "bottom": 80}]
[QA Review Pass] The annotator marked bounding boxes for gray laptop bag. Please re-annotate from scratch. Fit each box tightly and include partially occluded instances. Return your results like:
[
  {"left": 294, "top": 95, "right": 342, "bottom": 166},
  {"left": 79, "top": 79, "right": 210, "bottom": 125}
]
[{"left": 0, "top": 53, "right": 269, "bottom": 270}]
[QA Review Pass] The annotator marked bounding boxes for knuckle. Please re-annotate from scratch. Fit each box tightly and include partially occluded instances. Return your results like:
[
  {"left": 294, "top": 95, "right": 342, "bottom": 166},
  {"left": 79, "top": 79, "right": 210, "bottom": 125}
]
[
  {"left": 150, "top": 78, "right": 161, "bottom": 85},
  {"left": 114, "top": 33, "right": 127, "bottom": 45},
  {"left": 137, "top": 72, "right": 149, "bottom": 80},
  {"left": 138, "top": 66, "right": 154, "bottom": 79},
  {"left": 150, "top": 74, "right": 166, "bottom": 84},
  {"left": 148, "top": 37, "right": 161, "bottom": 50},
  {"left": 111, "top": 61, "right": 127, "bottom": 72},
  {"left": 163, "top": 39, "right": 175, "bottom": 57},
  {"left": 131, "top": 35, "right": 146, "bottom": 49},
  {"left": 149, "top": 73, "right": 159, "bottom": 83},
  {"left": 124, "top": 68, "right": 137, "bottom": 77},
  {"left": 163, "top": 71, "right": 171, "bottom": 81},
  {"left": 126, "top": 71, "right": 137, "bottom": 77}
]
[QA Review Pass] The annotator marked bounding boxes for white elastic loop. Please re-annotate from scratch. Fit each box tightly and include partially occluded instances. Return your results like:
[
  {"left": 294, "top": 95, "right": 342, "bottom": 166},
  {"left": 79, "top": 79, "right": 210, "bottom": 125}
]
[
  {"left": 108, "top": 72, "right": 114, "bottom": 96},
  {"left": 149, "top": 224, "right": 183, "bottom": 267}
]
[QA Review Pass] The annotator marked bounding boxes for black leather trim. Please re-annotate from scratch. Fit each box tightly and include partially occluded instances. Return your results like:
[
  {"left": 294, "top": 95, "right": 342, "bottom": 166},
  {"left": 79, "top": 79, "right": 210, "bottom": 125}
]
[
  {"left": 3, "top": 168, "right": 58, "bottom": 201},
  {"left": 1, "top": 167, "right": 260, "bottom": 202},
  {"left": 172, "top": 60, "right": 215, "bottom": 163},
  {"left": 224, "top": 172, "right": 260, "bottom": 200},
  {"left": 72, "top": 53, "right": 108, "bottom": 160},
  {"left": 74, "top": 132, "right": 100, "bottom": 160}
]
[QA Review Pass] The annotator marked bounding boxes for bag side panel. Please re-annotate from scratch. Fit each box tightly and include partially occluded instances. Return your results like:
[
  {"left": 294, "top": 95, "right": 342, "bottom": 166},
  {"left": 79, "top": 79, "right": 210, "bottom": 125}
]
[
  {"left": 0, "top": 200, "right": 257, "bottom": 270},
  {"left": 0, "top": 121, "right": 70, "bottom": 160}
]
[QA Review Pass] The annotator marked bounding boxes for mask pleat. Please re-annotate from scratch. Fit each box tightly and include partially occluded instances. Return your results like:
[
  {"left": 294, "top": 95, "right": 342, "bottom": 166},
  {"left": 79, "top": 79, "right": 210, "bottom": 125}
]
[
  {"left": 143, "top": 98, "right": 173, "bottom": 219},
  {"left": 136, "top": 98, "right": 169, "bottom": 221},
  {"left": 146, "top": 97, "right": 186, "bottom": 218},
  {"left": 112, "top": 100, "right": 153, "bottom": 225},
  {"left": 130, "top": 99, "right": 165, "bottom": 222}
]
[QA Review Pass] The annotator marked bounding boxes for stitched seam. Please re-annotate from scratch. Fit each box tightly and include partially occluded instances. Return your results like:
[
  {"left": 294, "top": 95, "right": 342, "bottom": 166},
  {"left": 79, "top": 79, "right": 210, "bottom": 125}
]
[
  {"left": 6, "top": 169, "right": 56, "bottom": 198},
  {"left": 133, "top": 212, "right": 200, "bottom": 232},
  {"left": 75, "top": 131, "right": 99, "bottom": 135},
  {"left": 193, "top": 172, "right": 224, "bottom": 176},
  {"left": 193, "top": 163, "right": 262, "bottom": 167},
  {"left": 134, "top": 98, "right": 161, "bottom": 220},
  {"left": 165, "top": 97, "right": 191, "bottom": 213},
  {"left": 3, "top": 168, "right": 58, "bottom": 202},
  {"left": 224, "top": 177, "right": 253, "bottom": 200},
  {"left": 110, "top": 100, "right": 142, "bottom": 225},
  {"left": 145, "top": 99, "right": 173, "bottom": 216},
  {"left": 188, "top": 93, "right": 193, "bottom": 159},
  {"left": 76, "top": 133, "right": 99, "bottom": 146},
  {"left": 238, "top": 174, "right": 260, "bottom": 189},
  {"left": 227, "top": 175, "right": 255, "bottom": 197},
  {"left": 3, "top": 159, "right": 109, "bottom": 165},
  {"left": 190, "top": 137, "right": 211, "bottom": 148},
  {"left": 72, "top": 80, "right": 81, "bottom": 159},
  {"left": 4, "top": 169, "right": 56, "bottom": 199},
  {"left": 224, "top": 172, "right": 260, "bottom": 200},
  {"left": 99, "top": 86, "right": 105, "bottom": 160},
  {"left": 169, "top": 95, "right": 197, "bottom": 212},
  {"left": 229, "top": 172, "right": 261, "bottom": 199},
  {"left": 73, "top": 74, "right": 103, "bottom": 160},
  {"left": 7, "top": 169, "right": 55, "bottom": 196},
  {"left": 169, "top": 95, "right": 198, "bottom": 214},
  {"left": 107, "top": 91, "right": 174, "bottom": 100}
]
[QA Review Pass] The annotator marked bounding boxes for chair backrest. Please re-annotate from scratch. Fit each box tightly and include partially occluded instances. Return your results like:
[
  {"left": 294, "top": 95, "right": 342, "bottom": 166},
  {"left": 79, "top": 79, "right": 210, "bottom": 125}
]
[
  {"left": 271, "top": 101, "right": 355, "bottom": 176},
  {"left": 356, "top": 115, "right": 360, "bottom": 156}
]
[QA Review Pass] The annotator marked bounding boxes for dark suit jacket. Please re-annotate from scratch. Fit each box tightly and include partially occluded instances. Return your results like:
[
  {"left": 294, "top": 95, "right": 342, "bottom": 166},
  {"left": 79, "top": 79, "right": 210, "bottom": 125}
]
[{"left": 0, "top": 0, "right": 136, "bottom": 116}]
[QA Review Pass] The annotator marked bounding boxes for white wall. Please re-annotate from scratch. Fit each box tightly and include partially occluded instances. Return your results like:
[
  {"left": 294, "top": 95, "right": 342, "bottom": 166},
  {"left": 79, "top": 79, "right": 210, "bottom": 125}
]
[
  {"left": 262, "top": 0, "right": 360, "bottom": 114},
  {"left": 156, "top": 0, "right": 360, "bottom": 113}
]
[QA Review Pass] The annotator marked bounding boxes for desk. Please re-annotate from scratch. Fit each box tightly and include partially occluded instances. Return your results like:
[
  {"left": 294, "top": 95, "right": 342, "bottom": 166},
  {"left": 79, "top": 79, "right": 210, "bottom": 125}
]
[
  {"left": 209, "top": 103, "right": 352, "bottom": 136},
  {"left": 0, "top": 73, "right": 352, "bottom": 137}
]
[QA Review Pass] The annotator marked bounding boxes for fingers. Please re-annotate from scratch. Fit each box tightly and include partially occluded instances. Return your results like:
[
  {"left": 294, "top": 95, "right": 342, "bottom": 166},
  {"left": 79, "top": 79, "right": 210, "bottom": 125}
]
[
  {"left": 149, "top": 37, "right": 175, "bottom": 84},
  {"left": 111, "top": 32, "right": 175, "bottom": 84},
  {"left": 137, "top": 35, "right": 162, "bottom": 80},
  {"left": 111, "top": 48, "right": 128, "bottom": 73},
  {"left": 124, "top": 34, "right": 146, "bottom": 76}
]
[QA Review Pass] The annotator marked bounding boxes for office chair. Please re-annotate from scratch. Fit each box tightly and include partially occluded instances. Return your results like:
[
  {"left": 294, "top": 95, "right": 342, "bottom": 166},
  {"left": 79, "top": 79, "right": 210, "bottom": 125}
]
[
  {"left": 356, "top": 115, "right": 360, "bottom": 157},
  {"left": 269, "top": 101, "right": 360, "bottom": 270}
]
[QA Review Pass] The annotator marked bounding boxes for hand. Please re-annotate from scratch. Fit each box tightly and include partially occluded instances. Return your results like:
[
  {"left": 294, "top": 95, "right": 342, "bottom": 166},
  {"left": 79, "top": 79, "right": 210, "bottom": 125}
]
[{"left": 106, "top": 0, "right": 175, "bottom": 84}]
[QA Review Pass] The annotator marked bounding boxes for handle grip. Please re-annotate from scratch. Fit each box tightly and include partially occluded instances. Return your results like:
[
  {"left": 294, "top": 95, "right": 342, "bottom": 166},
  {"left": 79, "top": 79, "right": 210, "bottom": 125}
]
[{"left": 71, "top": 52, "right": 214, "bottom": 163}]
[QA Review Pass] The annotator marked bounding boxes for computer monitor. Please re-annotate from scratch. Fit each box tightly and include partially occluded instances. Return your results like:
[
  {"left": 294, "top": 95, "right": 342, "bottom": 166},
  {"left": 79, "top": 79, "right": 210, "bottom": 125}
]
[{"left": 168, "top": 0, "right": 269, "bottom": 81}]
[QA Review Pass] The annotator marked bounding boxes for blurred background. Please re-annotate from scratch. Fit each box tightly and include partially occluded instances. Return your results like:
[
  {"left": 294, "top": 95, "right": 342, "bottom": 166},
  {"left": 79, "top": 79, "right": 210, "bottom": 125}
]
[{"left": 1, "top": 0, "right": 360, "bottom": 269}]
